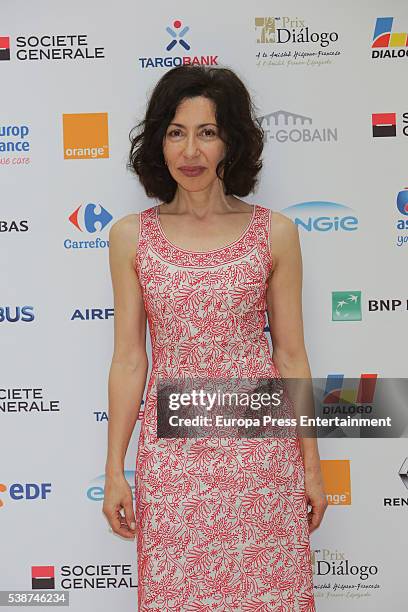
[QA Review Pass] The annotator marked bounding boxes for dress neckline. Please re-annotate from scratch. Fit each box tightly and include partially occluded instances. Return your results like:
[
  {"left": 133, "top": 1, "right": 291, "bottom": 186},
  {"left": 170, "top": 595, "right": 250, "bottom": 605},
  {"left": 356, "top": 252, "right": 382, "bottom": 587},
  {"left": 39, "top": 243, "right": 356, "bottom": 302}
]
[{"left": 155, "top": 203, "right": 257, "bottom": 255}]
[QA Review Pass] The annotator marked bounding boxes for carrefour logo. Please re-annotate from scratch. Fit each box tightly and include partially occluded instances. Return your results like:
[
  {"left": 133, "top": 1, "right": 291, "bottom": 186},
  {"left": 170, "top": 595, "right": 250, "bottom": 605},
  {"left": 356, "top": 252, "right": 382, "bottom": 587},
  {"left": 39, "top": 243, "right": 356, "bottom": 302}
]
[{"left": 64, "top": 203, "right": 112, "bottom": 250}]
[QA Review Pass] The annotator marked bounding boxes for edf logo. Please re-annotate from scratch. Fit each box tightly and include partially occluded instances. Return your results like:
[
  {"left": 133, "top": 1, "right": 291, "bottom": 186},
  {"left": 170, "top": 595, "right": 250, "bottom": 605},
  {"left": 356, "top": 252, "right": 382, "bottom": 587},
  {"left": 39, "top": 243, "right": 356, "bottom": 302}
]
[{"left": 0, "top": 482, "right": 52, "bottom": 507}]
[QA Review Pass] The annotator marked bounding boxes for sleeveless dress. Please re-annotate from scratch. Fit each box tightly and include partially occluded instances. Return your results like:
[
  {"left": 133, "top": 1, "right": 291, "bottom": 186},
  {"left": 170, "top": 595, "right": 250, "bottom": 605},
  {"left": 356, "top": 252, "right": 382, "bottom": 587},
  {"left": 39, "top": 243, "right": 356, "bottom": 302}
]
[{"left": 133, "top": 203, "right": 315, "bottom": 612}]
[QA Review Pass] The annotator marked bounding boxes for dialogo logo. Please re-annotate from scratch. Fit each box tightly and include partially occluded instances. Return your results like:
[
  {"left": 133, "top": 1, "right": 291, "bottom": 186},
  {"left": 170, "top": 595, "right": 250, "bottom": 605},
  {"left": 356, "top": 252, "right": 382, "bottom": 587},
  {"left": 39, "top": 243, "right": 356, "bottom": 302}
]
[
  {"left": 62, "top": 113, "right": 109, "bottom": 159},
  {"left": 320, "top": 459, "right": 351, "bottom": 505}
]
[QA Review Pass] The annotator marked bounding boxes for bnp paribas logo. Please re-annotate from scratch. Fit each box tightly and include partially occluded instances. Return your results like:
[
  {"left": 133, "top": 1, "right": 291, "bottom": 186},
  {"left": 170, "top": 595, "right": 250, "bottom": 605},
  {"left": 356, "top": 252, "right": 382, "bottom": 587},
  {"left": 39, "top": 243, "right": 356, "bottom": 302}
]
[{"left": 332, "top": 291, "right": 361, "bottom": 321}]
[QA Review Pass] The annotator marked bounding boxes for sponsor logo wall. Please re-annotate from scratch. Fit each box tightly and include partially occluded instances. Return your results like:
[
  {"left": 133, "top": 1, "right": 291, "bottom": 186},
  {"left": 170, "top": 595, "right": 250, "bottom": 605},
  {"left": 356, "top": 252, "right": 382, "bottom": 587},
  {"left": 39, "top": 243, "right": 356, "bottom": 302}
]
[{"left": 1, "top": 3, "right": 407, "bottom": 610}]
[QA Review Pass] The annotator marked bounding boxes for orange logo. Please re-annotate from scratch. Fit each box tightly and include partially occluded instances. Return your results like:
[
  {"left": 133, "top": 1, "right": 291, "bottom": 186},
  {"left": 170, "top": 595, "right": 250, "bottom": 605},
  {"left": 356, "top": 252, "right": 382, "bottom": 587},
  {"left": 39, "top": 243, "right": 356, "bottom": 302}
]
[
  {"left": 63, "top": 112, "right": 109, "bottom": 159},
  {"left": 320, "top": 459, "right": 351, "bottom": 505}
]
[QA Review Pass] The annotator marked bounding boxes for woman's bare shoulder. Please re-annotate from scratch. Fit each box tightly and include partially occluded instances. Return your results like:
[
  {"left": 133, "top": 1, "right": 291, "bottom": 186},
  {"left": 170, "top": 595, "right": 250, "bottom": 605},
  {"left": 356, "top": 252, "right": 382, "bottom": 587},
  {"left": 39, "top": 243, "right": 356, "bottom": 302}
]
[
  {"left": 108, "top": 213, "right": 140, "bottom": 262},
  {"left": 269, "top": 210, "right": 300, "bottom": 263}
]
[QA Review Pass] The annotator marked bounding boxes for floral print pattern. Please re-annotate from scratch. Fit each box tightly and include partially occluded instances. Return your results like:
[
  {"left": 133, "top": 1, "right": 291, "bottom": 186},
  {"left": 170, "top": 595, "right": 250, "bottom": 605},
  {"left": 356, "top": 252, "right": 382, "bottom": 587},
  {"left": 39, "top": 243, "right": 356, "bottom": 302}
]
[{"left": 133, "top": 204, "right": 315, "bottom": 611}]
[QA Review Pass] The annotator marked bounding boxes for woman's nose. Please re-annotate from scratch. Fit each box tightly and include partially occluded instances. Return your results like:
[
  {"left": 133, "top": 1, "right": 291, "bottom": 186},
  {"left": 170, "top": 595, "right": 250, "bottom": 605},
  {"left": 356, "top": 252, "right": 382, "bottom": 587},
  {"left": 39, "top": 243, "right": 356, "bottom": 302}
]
[{"left": 183, "top": 135, "right": 200, "bottom": 157}]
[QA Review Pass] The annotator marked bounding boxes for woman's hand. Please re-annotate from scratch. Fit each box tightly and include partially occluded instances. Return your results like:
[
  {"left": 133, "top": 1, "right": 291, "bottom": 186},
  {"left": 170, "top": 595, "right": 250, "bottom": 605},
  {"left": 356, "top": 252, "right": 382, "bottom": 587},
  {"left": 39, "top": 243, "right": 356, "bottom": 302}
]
[
  {"left": 304, "top": 465, "right": 328, "bottom": 533},
  {"left": 103, "top": 473, "right": 136, "bottom": 539}
]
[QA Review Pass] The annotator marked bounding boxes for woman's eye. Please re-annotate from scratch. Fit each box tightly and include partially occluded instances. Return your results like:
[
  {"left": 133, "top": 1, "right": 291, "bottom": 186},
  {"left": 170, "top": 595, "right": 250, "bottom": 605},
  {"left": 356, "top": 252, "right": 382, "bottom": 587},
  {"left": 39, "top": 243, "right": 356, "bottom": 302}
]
[
  {"left": 202, "top": 129, "right": 216, "bottom": 137},
  {"left": 167, "top": 128, "right": 217, "bottom": 138}
]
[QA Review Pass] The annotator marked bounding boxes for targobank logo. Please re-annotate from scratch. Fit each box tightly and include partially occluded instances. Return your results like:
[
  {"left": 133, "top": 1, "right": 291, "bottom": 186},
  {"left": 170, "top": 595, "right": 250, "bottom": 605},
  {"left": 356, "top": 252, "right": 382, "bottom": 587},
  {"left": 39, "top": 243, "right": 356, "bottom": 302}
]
[
  {"left": 64, "top": 203, "right": 112, "bottom": 250},
  {"left": 281, "top": 201, "right": 358, "bottom": 232},
  {"left": 166, "top": 20, "right": 190, "bottom": 51},
  {"left": 138, "top": 19, "right": 218, "bottom": 69}
]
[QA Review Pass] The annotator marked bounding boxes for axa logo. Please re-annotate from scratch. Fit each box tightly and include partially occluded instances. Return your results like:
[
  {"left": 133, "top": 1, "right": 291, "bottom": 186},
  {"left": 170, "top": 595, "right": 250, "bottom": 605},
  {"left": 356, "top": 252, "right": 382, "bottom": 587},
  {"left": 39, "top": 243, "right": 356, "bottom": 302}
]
[
  {"left": 0, "top": 36, "right": 10, "bottom": 61},
  {"left": 166, "top": 20, "right": 190, "bottom": 51},
  {"left": 69, "top": 203, "right": 113, "bottom": 233},
  {"left": 281, "top": 201, "right": 358, "bottom": 232}
]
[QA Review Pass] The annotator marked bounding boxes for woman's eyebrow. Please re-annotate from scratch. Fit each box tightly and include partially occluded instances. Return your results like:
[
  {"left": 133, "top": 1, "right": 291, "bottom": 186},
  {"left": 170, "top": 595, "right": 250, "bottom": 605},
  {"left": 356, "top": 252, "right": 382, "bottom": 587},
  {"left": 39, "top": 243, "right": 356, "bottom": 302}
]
[{"left": 168, "top": 122, "right": 218, "bottom": 128}]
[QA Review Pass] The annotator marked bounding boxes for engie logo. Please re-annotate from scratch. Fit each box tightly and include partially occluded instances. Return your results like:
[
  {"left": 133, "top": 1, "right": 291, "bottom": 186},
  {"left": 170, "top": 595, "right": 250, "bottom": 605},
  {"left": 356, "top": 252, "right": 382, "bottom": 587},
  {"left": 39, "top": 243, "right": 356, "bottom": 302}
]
[
  {"left": 87, "top": 470, "right": 136, "bottom": 501},
  {"left": 320, "top": 459, "right": 351, "bottom": 505},
  {"left": 281, "top": 201, "right": 358, "bottom": 232},
  {"left": 0, "top": 36, "right": 10, "bottom": 61},
  {"left": 62, "top": 113, "right": 109, "bottom": 159}
]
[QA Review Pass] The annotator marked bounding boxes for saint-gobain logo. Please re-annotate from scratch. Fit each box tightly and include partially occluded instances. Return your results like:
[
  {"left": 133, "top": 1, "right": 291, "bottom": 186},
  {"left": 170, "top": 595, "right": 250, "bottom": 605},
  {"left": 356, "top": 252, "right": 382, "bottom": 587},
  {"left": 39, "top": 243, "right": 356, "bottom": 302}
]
[{"left": 166, "top": 20, "right": 190, "bottom": 51}]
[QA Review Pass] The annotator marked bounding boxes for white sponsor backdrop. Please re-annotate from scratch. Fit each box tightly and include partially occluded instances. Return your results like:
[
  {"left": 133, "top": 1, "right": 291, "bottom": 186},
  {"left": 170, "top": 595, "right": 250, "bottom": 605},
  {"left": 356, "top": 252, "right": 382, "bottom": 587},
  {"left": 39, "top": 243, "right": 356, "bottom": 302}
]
[{"left": 1, "top": 0, "right": 407, "bottom": 610}]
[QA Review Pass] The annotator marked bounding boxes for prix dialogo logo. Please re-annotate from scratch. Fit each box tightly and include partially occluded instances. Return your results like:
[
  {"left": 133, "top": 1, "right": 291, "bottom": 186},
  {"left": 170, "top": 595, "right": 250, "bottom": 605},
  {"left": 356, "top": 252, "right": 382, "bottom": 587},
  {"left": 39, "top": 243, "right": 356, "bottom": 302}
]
[
  {"left": 138, "top": 18, "right": 218, "bottom": 69},
  {"left": 372, "top": 17, "right": 408, "bottom": 59},
  {"left": 0, "top": 36, "right": 10, "bottom": 60},
  {"left": 62, "top": 113, "right": 109, "bottom": 159},
  {"left": 281, "top": 201, "right": 358, "bottom": 232},
  {"left": 254, "top": 16, "right": 342, "bottom": 68},
  {"left": 64, "top": 203, "right": 113, "bottom": 250}
]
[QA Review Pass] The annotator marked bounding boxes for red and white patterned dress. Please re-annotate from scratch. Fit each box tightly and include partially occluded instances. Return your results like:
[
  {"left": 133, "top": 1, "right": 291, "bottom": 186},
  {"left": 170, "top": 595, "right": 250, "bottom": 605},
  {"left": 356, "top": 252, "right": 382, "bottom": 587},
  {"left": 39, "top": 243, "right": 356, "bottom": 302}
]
[{"left": 133, "top": 203, "right": 315, "bottom": 611}]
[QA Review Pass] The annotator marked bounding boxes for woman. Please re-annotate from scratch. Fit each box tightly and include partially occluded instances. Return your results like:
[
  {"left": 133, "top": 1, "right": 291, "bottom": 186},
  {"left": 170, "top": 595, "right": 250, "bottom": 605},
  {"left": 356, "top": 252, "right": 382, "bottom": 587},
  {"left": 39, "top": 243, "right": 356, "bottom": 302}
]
[{"left": 103, "top": 65, "right": 327, "bottom": 611}]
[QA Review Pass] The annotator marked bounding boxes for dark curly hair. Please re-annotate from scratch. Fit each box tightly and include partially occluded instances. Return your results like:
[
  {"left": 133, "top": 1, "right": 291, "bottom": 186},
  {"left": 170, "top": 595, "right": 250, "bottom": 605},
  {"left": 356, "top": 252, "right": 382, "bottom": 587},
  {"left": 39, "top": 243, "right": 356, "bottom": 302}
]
[{"left": 127, "top": 65, "right": 265, "bottom": 204}]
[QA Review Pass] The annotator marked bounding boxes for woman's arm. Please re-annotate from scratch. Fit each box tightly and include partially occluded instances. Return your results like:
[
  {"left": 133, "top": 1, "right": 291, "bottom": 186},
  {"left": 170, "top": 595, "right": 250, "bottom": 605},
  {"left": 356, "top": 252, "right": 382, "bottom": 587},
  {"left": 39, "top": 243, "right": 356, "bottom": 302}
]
[
  {"left": 266, "top": 211, "right": 327, "bottom": 532},
  {"left": 103, "top": 213, "right": 148, "bottom": 538}
]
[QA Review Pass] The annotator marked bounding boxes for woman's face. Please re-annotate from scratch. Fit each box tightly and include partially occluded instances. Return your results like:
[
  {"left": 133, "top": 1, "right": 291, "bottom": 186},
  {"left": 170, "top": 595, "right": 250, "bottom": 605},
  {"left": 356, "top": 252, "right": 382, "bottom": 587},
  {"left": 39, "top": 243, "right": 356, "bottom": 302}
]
[{"left": 162, "top": 96, "right": 227, "bottom": 191}]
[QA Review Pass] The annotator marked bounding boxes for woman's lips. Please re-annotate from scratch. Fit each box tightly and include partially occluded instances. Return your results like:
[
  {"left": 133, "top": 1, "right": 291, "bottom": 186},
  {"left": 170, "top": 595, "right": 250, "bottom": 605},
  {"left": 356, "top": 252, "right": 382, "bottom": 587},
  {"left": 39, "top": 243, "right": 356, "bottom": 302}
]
[{"left": 179, "top": 167, "right": 206, "bottom": 177}]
